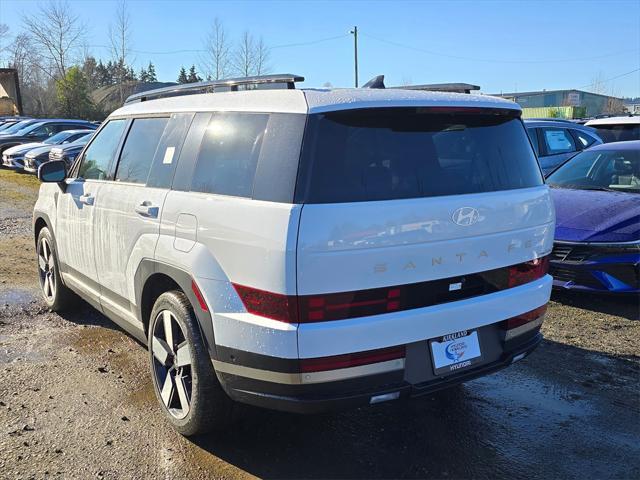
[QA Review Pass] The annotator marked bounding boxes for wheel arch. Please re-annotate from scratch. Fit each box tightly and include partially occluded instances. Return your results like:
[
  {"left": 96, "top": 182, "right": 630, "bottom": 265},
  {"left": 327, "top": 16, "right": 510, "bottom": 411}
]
[{"left": 135, "top": 259, "right": 217, "bottom": 359}]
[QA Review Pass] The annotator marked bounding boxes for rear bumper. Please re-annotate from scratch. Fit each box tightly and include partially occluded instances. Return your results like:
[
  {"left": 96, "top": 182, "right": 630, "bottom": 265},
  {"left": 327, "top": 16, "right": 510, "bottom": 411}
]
[{"left": 214, "top": 323, "right": 543, "bottom": 414}]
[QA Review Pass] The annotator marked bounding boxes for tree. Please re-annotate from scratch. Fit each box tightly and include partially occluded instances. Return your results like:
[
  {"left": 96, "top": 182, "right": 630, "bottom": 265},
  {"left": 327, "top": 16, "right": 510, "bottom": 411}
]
[
  {"left": 147, "top": 62, "right": 157, "bottom": 82},
  {"left": 138, "top": 67, "right": 149, "bottom": 83},
  {"left": 187, "top": 65, "right": 201, "bottom": 83},
  {"left": 21, "top": 0, "right": 84, "bottom": 79},
  {"left": 109, "top": 0, "right": 133, "bottom": 103},
  {"left": 233, "top": 31, "right": 270, "bottom": 77},
  {"left": 234, "top": 31, "right": 255, "bottom": 77},
  {"left": 177, "top": 66, "right": 188, "bottom": 84},
  {"left": 56, "top": 66, "right": 95, "bottom": 118},
  {"left": 254, "top": 37, "right": 270, "bottom": 75},
  {"left": 81, "top": 55, "right": 98, "bottom": 90},
  {"left": 201, "top": 18, "right": 230, "bottom": 80},
  {"left": 0, "top": 23, "right": 9, "bottom": 66}
]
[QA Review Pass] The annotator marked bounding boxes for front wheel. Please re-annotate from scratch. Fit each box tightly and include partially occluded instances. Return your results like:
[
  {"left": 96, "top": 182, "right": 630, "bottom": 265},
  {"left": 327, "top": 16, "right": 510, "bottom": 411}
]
[
  {"left": 148, "top": 290, "right": 233, "bottom": 436},
  {"left": 36, "top": 227, "right": 75, "bottom": 311}
]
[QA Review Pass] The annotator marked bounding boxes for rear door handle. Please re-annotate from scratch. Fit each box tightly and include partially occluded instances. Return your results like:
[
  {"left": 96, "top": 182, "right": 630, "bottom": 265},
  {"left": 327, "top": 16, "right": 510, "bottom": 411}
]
[
  {"left": 79, "top": 193, "right": 94, "bottom": 205},
  {"left": 135, "top": 201, "right": 159, "bottom": 218}
]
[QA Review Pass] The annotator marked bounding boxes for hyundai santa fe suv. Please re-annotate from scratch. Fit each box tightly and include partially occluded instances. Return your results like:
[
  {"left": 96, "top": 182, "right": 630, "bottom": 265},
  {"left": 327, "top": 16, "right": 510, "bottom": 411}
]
[{"left": 33, "top": 75, "right": 554, "bottom": 436}]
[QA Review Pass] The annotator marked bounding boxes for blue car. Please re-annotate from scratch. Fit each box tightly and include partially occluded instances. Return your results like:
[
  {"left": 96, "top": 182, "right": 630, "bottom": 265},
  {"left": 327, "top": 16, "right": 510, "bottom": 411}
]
[
  {"left": 525, "top": 119, "right": 603, "bottom": 175},
  {"left": 546, "top": 141, "right": 639, "bottom": 294}
]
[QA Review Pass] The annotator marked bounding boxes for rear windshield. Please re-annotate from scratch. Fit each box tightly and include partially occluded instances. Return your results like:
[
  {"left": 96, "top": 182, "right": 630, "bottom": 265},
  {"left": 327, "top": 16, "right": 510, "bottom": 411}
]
[
  {"left": 295, "top": 108, "right": 543, "bottom": 203},
  {"left": 592, "top": 124, "right": 640, "bottom": 143}
]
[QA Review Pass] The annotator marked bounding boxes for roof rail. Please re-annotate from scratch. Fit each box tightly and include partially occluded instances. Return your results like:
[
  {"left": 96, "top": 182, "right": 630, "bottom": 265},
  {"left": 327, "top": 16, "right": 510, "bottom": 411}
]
[{"left": 124, "top": 73, "right": 305, "bottom": 104}]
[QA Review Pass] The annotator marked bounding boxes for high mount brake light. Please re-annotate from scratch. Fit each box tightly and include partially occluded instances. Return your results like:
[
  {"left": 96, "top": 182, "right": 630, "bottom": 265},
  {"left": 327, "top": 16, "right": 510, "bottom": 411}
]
[{"left": 232, "top": 257, "right": 550, "bottom": 324}]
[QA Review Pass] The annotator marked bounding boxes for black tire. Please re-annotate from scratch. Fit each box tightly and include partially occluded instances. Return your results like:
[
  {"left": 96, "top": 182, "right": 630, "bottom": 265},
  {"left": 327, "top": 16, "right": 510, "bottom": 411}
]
[
  {"left": 36, "top": 227, "right": 75, "bottom": 311},
  {"left": 148, "top": 290, "right": 233, "bottom": 436}
]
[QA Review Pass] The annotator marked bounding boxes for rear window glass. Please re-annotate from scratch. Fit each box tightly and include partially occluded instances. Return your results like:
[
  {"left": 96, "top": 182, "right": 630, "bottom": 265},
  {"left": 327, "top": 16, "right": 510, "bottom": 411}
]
[
  {"left": 296, "top": 108, "right": 543, "bottom": 203},
  {"left": 593, "top": 125, "right": 640, "bottom": 143}
]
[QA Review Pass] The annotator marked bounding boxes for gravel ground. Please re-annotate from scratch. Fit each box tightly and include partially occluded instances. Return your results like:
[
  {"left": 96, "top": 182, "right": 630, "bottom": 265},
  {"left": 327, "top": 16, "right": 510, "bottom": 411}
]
[{"left": 0, "top": 169, "right": 638, "bottom": 479}]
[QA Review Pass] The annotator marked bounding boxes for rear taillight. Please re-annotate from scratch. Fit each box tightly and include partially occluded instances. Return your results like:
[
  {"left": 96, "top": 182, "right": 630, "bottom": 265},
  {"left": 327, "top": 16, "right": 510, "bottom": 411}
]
[
  {"left": 232, "top": 256, "right": 551, "bottom": 324},
  {"left": 232, "top": 284, "right": 298, "bottom": 323},
  {"left": 299, "top": 345, "right": 406, "bottom": 373},
  {"left": 299, "top": 287, "right": 403, "bottom": 323},
  {"left": 503, "top": 304, "right": 547, "bottom": 330},
  {"left": 508, "top": 255, "right": 549, "bottom": 288}
]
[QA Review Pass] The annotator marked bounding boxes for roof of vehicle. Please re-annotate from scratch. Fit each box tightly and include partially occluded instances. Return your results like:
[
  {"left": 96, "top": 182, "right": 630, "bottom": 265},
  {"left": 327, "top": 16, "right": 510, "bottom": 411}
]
[
  {"left": 111, "top": 88, "right": 519, "bottom": 117},
  {"left": 56, "top": 128, "right": 95, "bottom": 134},
  {"left": 524, "top": 119, "right": 597, "bottom": 131},
  {"left": 585, "top": 116, "right": 639, "bottom": 126},
  {"left": 583, "top": 140, "right": 640, "bottom": 151}
]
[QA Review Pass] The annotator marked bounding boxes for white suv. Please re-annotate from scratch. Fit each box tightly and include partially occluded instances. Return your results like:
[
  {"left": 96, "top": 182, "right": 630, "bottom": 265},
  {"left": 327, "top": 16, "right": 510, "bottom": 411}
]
[{"left": 33, "top": 75, "right": 554, "bottom": 436}]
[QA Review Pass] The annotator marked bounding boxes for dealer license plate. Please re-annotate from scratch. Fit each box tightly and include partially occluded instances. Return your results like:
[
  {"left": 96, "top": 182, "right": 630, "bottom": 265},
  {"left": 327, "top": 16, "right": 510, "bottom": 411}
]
[{"left": 430, "top": 329, "right": 482, "bottom": 376}]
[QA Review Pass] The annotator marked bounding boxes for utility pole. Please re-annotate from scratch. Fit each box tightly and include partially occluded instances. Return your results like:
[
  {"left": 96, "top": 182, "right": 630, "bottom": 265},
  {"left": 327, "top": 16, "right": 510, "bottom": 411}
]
[{"left": 350, "top": 26, "right": 358, "bottom": 87}]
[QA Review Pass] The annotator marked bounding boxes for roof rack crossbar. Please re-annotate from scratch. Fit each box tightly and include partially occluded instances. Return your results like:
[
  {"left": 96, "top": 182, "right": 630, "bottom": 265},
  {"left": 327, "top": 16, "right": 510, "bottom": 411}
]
[{"left": 124, "top": 74, "right": 305, "bottom": 104}]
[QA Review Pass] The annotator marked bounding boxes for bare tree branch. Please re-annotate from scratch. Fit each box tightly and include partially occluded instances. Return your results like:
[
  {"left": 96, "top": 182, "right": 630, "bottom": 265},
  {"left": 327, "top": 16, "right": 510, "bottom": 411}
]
[
  {"left": 21, "top": 0, "right": 83, "bottom": 80},
  {"left": 201, "top": 18, "right": 230, "bottom": 80},
  {"left": 254, "top": 37, "right": 270, "bottom": 76},
  {"left": 109, "top": 0, "right": 133, "bottom": 103}
]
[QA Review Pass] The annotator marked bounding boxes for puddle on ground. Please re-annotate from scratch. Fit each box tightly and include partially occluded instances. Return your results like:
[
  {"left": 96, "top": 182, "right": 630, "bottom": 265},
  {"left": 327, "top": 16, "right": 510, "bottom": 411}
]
[{"left": 0, "top": 288, "right": 38, "bottom": 305}]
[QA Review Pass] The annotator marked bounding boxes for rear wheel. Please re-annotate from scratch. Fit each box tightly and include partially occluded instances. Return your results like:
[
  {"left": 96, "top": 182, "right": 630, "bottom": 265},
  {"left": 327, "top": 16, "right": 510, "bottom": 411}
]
[
  {"left": 148, "top": 290, "right": 233, "bottom": 436},
  {"left": 36, "top": 227, "right": 75, "bottom": 311}
]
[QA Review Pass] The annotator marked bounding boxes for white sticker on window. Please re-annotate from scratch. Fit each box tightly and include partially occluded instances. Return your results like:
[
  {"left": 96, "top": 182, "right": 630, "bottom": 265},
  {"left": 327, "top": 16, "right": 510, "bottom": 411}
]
[{"left": 163, "top": 146, "right": 175, "bottom": 165}]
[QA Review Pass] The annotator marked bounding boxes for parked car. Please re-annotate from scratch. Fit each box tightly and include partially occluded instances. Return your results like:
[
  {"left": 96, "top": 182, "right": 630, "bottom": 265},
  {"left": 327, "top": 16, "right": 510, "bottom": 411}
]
[
  {"left": 524, "top": 119, "right": 603, "bottom": 175},
  {"left": 4, "top": 129, "right": 94, "bottom": 172},
  {"left": 43, "top": 132, "right": 93, "bottom": 170},
  {"left": 22, "top": 130, "right": 95, "bottom": 173},
  {"left": 585, "top": 116, "right": 640, "bottom": 143},
  {"left": 0, "top": 118, "right": 41, "bottom": 136},
  {"left": 0, "top": 119, "right": 96, "bottom": 164},
  {"left": 546, "top": 141, "right": 639, "bottom": 294},
  {"left": 33, "top": 76, "right": 554, "bottom": 436}
]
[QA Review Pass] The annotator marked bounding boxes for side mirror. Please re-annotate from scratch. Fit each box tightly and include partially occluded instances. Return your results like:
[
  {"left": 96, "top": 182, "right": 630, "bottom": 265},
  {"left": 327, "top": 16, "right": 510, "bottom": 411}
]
[{"left": 38, "top": 160, "right": 67, "bottom": 183}]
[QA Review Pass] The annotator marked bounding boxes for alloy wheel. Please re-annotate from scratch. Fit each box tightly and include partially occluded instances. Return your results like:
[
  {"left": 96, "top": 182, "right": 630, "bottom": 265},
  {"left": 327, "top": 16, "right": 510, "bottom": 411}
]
[
  {"left": 151, "top": 310, "right": 193, "bottom": 419},
  {"left": 38, "top": 237, "right": 56, "bottom": 301}
]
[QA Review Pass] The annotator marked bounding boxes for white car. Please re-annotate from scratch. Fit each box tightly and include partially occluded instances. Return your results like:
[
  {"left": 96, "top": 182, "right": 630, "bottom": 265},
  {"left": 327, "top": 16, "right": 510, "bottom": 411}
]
[
  {"left": 33, "top": 75, "right": 554, "bottom": 436},
  {"left": 585, "top": 116, "right": 640, "bottom": 143}
]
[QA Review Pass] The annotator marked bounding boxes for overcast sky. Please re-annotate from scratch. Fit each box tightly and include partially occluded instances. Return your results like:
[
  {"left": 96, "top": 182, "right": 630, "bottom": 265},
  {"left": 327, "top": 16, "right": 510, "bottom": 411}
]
[{"left": 3, "top": 0, "right": 639, "bottom": 97}]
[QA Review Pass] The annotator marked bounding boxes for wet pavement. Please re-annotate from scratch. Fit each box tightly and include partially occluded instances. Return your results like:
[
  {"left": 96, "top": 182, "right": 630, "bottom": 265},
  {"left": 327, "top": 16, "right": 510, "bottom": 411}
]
[{"left": 1, "top": 169, "right": 639, "bottom": 479}]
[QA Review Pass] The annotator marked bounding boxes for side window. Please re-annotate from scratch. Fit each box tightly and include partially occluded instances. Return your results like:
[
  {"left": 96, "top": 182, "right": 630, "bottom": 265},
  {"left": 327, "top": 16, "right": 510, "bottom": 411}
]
[
  {"left": 570, "top": 130, "right": 597, "bottom": 150},
  {"left": 541, "top": 128, "right": 576, "bottom": 155},
  {"left": 115, "top": 117, "right": 168, "bottom": 184},
  {"left": 526, "top": 128, "right": 539, "bottom": 156},
  {"left": 78, "top": 119, "right": 127, "bottom": 180},
  {"left": 146, "top": 113, "right": 194, "bottom": 189},
  {"left": 191, "top": 112, "right": 269, "bottom": 197}
]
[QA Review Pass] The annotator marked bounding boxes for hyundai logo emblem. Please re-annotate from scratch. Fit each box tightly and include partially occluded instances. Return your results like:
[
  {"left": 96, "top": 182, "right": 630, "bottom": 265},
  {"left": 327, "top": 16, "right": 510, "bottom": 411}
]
[{"left": 452, "top": 207, "right": 480, "bottom": 226}]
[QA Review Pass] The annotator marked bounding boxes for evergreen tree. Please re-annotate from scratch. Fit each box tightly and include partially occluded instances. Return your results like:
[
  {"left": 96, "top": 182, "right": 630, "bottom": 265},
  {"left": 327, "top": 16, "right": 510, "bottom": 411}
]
[
  {"left": 147, "top": 62, "right": 157, "bottom": 82},
  {"left": 177, "top": 66, "right": 188, "bottom": 84},
  {"left": 139, "top": 67, "right": 149, "bottom": 83},
  {"left": 95, "top": 60, "right": 110, "bottom": 87},
  {"left": 56, "top": 66, "right": 96, "bottom": 119},
  {"left": 187, "top": 65, "right": 201, "bottom": 83}
]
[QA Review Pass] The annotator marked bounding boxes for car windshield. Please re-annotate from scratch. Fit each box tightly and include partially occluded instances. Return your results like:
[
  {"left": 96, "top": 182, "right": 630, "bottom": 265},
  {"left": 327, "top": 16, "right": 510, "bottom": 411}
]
[
  {"left": 70, "top": 133, "right": 92, "bottom": 145},
  {"left": 44, "top": 131, "right": 72, "bottom": 144},
  {"left": 15, "top": 122, "right": 44, "bottom": 136},
  {"left": 547, "top": 148, "right": 639, "bottom": 194},
  {"left": 0, "top": 122, "right": 18, "bottom": 131},
  {"left": 1, "top": 120, "right": 34, "bottom": 134},
  {"left": 593, "top": 124, "right": 640, "bottom": 143}
]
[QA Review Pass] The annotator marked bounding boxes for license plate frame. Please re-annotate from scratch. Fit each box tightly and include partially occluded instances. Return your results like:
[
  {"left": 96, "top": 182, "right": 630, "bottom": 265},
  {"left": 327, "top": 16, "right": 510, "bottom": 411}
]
[{"left": 429, "top": 329, "right": 482, "bottom": 376}]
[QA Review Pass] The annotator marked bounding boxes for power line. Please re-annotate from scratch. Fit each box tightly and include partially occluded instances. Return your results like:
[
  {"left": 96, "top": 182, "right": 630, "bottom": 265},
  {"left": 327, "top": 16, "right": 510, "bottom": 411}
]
[
  {"left": 361, "top": 32, "right": 639, "bottom": 64},
  {"left": 85, "top": 33, "right": 350, "bottom": 56},
  {"left": 575, "top": 68, "right": 640, "bottom": 90}
]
